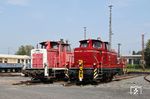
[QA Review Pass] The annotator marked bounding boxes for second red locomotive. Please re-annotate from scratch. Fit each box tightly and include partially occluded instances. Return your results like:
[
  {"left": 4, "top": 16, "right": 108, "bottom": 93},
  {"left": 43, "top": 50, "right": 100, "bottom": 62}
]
[{"left": 68, "top": 39, "right": 124, "bottom": 82}]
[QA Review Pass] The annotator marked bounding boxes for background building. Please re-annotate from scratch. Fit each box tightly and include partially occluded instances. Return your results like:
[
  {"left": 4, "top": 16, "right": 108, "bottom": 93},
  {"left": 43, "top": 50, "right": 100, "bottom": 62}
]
[
  {"left": 0, "top": 54, "right": 30, "bottom": 64},
  {"left": 122, "top": 55, "right": 142, "bottom": 65},
  {"left": 0, "top": 54, "right": 31, "bottom": 72}
]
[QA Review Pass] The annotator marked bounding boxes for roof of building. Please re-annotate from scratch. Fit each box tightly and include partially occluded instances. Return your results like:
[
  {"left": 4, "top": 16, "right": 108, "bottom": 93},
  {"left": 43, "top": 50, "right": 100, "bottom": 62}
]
[
  {"left": 122, "top": 54, "right": 142, "bottom": 58},
  {"left": 0, "top": 54, "right": 30, "bottom": 59}
]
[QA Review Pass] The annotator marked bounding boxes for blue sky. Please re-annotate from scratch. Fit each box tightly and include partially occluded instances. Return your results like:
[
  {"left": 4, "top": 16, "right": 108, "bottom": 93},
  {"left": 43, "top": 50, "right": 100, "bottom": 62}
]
[{"left": 0, "top": 0, "right": 150, "bottom": 55}]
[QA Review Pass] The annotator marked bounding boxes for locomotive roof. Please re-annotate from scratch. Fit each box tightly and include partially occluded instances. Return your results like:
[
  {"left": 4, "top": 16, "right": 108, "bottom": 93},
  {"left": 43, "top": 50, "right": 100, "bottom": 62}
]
[
  {"left": 39, "top": 41, "right": 57, "bottom": 45},
  {"left": 0, "top": 54, "right": 30, "bottom": 59},
  {"left": 79, "top": 39, "right": 110, "bottom": 45},
  {"left": 39, "top": 41, "right": 70, "bottom": 45},
  {"left": 79, "top": 39, "right": 103, "bottom": 43},
  {"left": 104, "top": 41, "right": 109, "bottom": 44}
]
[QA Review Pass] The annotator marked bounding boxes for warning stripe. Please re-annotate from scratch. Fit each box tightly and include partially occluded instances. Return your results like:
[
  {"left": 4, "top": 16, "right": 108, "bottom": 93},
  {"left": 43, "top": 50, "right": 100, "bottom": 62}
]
[
  {"left": 94, "top": 72, "right": 97, "bottom": 75},
  {"left": 93, "top": 68, "right": 98, "bottom": 79},
  {"left": 65, "top": 73, "right": 69, "bottom": 78},
  {"left": 94, "top": 68, "right": 98, "bottom": 72},
  {"left": 79, "top": 70, "right": 83, "bottom": 81},
  {"left": 64, "top": 70, "right": 69, "bottom": 78},
  {"left": 94, "top": 74, "right": 98, "bottom": 79},
  {"left": 78, "top": 60, "right": 84, "bottom": 81}
]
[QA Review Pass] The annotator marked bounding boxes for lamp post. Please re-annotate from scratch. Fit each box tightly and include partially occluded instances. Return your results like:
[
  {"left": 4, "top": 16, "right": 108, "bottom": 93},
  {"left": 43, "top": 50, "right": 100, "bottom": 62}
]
[
  {"left": 83, "top": 27, "right": 87, "bottom": 40},
  {"left": 141, "top": 33, "right": 145, "bottom": 70},
  {"left": 118, "top": 43, "right": 121, "bottom": 57},
  {"left": 108, "top": 5, "right": 113, "bottom": 50}
]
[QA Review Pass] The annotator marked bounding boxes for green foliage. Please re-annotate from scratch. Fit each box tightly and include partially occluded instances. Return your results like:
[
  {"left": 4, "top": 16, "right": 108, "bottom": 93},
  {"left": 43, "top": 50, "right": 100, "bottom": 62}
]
[
  {"left": 126, "top": 68, "right": 150, "bottom": 72},
  {"left": 132, "top": 50, "right": 141, "bottom": 55},
  {"left": 127, "top": 64, "right": 141, "bottom": 69},
  {"left": 15, "top": 45, "right": 34, "bottom": 56},
  {"left": 132, "top": 51, "right": 136, "bottom": 55},
  {"left": 134, "top": 39, "right": 150, "bottom": 68},
  {"left": 145, "top": 39, "right": 150, "bottom": 67},
  {"left": 136, "top": 51, "right": 142, "bottom": 55}
]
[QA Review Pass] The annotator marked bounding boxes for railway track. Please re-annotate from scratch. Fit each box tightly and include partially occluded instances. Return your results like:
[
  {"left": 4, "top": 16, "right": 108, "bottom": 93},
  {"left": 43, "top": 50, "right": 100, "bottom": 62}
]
[
  {"left": 63, "top": 74, "right": 141, "bottom": 86},
  {"left": 13, "top": 80, "right": 43, "bottom": 85},
  {"left": 127, "top": 71, "right": 150, "bottom": 75},
  {"left": 113, "top": 74, "right": 140, "bottom": 81},
  {"left": 144, "top": 74, "right": 150, "bottom": 83},
  {"left": 5, "top": 72, "right": 149, "bottom": 86},
  {"left": 12, "top": 78, "right": 54, "bottom": 85},
  {"left": 0, "top": 73, "right": 22, "bottom": 76},
  {"left": 11, "top": 74, "right": 142, "bottom": 86}
]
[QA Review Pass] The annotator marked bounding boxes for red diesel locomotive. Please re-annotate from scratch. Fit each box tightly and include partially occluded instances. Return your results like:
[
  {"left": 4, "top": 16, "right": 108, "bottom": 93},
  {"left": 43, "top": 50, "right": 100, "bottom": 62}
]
[
  {"left": 23, "top": 39, "right": 74, "bottom": 81},
  {"left": 68, "top": 39, "right": 125, "bottom": 82}
]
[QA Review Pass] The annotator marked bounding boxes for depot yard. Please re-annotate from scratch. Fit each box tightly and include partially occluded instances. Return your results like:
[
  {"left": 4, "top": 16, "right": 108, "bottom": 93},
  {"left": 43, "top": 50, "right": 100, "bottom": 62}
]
[{"left": 0, "top": 76, "right": 149, "bottom": 99}]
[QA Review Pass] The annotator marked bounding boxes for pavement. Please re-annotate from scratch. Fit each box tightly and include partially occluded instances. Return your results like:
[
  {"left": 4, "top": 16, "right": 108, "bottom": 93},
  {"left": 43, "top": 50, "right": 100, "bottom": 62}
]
[{"left": 0, "top": 75, "right": 150, "bottom": 99}]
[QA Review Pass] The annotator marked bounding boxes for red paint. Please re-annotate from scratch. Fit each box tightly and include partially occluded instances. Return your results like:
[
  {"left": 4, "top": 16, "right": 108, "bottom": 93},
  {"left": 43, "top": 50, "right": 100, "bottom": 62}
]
[
  {"left": 32, "top": 53, "right": 43, "bottom": 68},
  {"left": 31, "top": 40, "right": 74, "bottom": 69},
  {"left": 72, "top": 39, "right": 124, "bottom": 69},
  {"left": 31, "top": 39, "right": 125, "bottom": 70}
]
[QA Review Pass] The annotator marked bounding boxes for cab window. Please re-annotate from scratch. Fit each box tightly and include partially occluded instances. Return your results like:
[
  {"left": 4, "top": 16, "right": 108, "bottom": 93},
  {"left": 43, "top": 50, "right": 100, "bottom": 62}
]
[
  {"left": 92, "top": 41, "right": 101, "bottom": 48},
  {"left": 80, "top": 41, "right": 88, "bottom": 47},
  {"left": 51, "top": 43, "right": 58, "bottom": 49},
  {"left": 105, "top": 43, "right": 109, "bottom": 50},
  {"left": 66, "top": 45, "right": 71, "bottom": 52}
]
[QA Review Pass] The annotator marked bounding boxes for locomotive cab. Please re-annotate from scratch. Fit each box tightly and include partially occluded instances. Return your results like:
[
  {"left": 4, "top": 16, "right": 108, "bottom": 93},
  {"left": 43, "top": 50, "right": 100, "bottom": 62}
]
[
  {"left": 31, "top": 41, "right": 60, "bottom": 69},
  {"left": 31, "top": 40, "right": 72, "bottom": 69},
  {"left": 69, "top": 39, "right": 104, "bottom": 82},
  {"left": 74, "top": 39, "right": 103, "bottom": 68}
]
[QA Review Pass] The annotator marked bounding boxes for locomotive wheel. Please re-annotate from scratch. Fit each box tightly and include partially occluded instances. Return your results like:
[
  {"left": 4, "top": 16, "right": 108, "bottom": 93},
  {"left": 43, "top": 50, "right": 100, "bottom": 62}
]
[
  {"left": 63, "top": 77, "right": 69, "bottom": 82},
  {"left": 100, "top": 74, "right": 106, "bottom": 82},
  {"left": 107, "top": 76, "right": 113, "bottom": 82},
  {"left": 76, "top": 81, "right": 82, "bottom": 85},
  {"left": 31, "top": 77, "right": 39, "bottom": 81},
  {"left": 42, "top": 78, "right": 53, "bottom": 84},
  {"left": 100, "top": 73, "right": 113, "bottom": 82},
  {"left": 91, "top": 80, "right": 98, "bottom": 85}
]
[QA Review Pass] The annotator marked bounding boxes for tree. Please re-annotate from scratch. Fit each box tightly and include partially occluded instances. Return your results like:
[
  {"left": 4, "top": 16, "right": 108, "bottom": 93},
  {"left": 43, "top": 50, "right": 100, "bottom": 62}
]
[
  {"left": 132, "top": 51, "right": 136, "bottom": 55},
  {"left": 145, "top": 39, "right": 150, "bottom": 68},
  {"left": 15, "top": 45, "right": 34, "bottom": 56},
  {"left": 136, "top": 51, "right": 142, "bottom": 55},
  {"left": 132, "top": 51, "right": 141, "bottom": 55}
]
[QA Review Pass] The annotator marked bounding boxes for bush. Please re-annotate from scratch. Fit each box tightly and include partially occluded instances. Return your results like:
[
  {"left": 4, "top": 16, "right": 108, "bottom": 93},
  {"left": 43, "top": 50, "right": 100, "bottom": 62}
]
[{"left": 127, "top": 64, "right": 141, "bottom": 69}]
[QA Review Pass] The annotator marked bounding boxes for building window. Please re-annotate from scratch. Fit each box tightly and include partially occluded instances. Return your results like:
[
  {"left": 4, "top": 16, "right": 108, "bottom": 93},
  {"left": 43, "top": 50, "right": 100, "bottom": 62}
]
[
  {"left": 0, "top": 58, "right": 2, "bottom": 63},
  {"left": 128, "top": 59, "right": 132, "bottom": 64},
  {"left": 21, "top": 59, "right": 24, "bottom": 63},
  {"left": 4, "top": 58, "right": 8, "bottom": 63},
  {"left": 29, "top": 59, "right": 31, "bottom": 63},
  {"left": 18, "top": 59, "right": 20, "bottom": 63},
  {"left": 26, "top": 59, "right": 28, "bottom": 63},
  {"left": 134, "top": 59, "right": 140, "bottom": 65}
]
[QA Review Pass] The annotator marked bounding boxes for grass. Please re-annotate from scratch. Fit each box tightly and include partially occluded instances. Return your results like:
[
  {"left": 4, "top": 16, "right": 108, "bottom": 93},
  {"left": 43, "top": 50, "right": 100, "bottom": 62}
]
[{"left": 125, "top": 68, "right": 150, "bottom": 72}]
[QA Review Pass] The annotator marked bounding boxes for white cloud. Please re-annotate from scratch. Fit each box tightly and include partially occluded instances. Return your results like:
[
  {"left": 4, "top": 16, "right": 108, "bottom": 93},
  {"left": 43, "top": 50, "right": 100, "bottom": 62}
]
[{"left": 7, "top": 0, "right": 30, "bottom": 6}]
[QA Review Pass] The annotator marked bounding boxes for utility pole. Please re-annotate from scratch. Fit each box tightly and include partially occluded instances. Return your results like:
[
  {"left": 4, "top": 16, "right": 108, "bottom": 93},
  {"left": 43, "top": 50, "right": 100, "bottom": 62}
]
[
  {"left": 141, "top": 33, "right": 145, "bottom": 70},
  {"left": 83, "top": 27, "right": 87, "bottom": 40},
  {"left": 118, "top": 43, "right": 121, "bottom": 57},
  {"left": 108, "top": 5, "right": 113, "bottom": 50}
]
